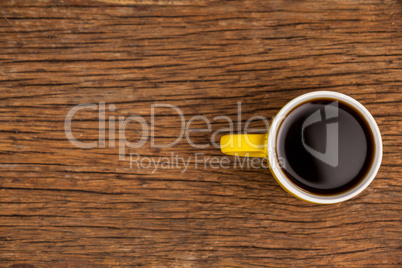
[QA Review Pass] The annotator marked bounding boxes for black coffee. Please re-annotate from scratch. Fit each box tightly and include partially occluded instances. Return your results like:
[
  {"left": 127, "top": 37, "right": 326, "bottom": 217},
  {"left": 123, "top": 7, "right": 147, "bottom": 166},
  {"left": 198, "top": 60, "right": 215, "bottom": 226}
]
[{"left": 276, "top": 98, "right": 375, "bottom": 195}]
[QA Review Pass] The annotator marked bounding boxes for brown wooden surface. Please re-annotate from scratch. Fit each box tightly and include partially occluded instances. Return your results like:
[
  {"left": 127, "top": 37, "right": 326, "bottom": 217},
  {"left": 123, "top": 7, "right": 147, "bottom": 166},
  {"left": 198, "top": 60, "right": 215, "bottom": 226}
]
[{"left": 0, "top": 0, "right": 401, "bottom": 267}]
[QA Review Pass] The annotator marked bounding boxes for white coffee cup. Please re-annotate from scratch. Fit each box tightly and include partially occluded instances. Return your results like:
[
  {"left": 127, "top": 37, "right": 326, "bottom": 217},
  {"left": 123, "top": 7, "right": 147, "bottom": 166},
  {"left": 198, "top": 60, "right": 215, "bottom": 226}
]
[{"left": 221, "top": 91, "right": 383, "bottom": 204}]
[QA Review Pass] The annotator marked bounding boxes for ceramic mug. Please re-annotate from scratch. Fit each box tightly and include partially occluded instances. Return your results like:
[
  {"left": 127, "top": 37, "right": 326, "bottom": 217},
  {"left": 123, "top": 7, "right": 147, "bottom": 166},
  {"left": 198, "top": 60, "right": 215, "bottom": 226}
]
[{"left": 220, "top": 91, "right": 382, "bottom": 204}]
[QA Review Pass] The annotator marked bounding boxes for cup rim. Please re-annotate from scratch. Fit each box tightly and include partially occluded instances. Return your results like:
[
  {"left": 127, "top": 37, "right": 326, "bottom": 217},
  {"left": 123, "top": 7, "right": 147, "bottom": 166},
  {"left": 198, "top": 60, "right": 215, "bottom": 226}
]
[{"left": 267, "top": 91, "right": 383, "bottom": 204}]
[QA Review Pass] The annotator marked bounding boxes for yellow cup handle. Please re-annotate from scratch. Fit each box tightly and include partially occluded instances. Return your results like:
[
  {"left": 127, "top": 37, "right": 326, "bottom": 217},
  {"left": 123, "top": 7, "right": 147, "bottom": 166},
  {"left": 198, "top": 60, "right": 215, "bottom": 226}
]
[{"left": 220, "top": 133, "right": 268, "bottom": 158}]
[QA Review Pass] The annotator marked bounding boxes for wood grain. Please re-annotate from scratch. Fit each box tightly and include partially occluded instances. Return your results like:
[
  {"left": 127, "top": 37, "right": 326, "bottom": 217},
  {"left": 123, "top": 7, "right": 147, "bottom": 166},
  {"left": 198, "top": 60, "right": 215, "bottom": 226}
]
[{"left": 0, "top": 0, "right": 401, "bottom": 267}]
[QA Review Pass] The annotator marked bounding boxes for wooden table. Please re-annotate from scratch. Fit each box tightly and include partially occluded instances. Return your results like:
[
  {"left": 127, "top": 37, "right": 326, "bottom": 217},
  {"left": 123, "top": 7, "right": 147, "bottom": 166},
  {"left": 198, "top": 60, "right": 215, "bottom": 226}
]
[{"left": 0, "top": 0, "right": 401, "bottom": 267}]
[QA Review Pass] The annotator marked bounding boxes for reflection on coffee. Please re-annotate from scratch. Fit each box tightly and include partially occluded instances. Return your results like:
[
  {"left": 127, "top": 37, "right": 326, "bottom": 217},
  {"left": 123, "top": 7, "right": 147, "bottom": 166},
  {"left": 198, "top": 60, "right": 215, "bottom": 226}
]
[{"left": 276, "top": 99, "right": 375, "bottom": 195}]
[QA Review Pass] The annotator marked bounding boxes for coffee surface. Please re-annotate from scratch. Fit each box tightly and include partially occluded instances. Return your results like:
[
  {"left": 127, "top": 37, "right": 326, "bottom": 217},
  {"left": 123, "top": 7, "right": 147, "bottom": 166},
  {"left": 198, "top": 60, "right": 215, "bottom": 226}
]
[{"left": 276, "top": 99, "right": 374, "bottom": 195}]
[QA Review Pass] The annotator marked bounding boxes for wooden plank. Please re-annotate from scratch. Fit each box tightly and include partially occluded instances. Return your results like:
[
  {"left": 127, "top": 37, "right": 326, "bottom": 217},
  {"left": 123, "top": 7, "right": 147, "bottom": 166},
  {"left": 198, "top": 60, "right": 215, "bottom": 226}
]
[{"left": 0, "top": 0, "right": 401, "bottom": 266}]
